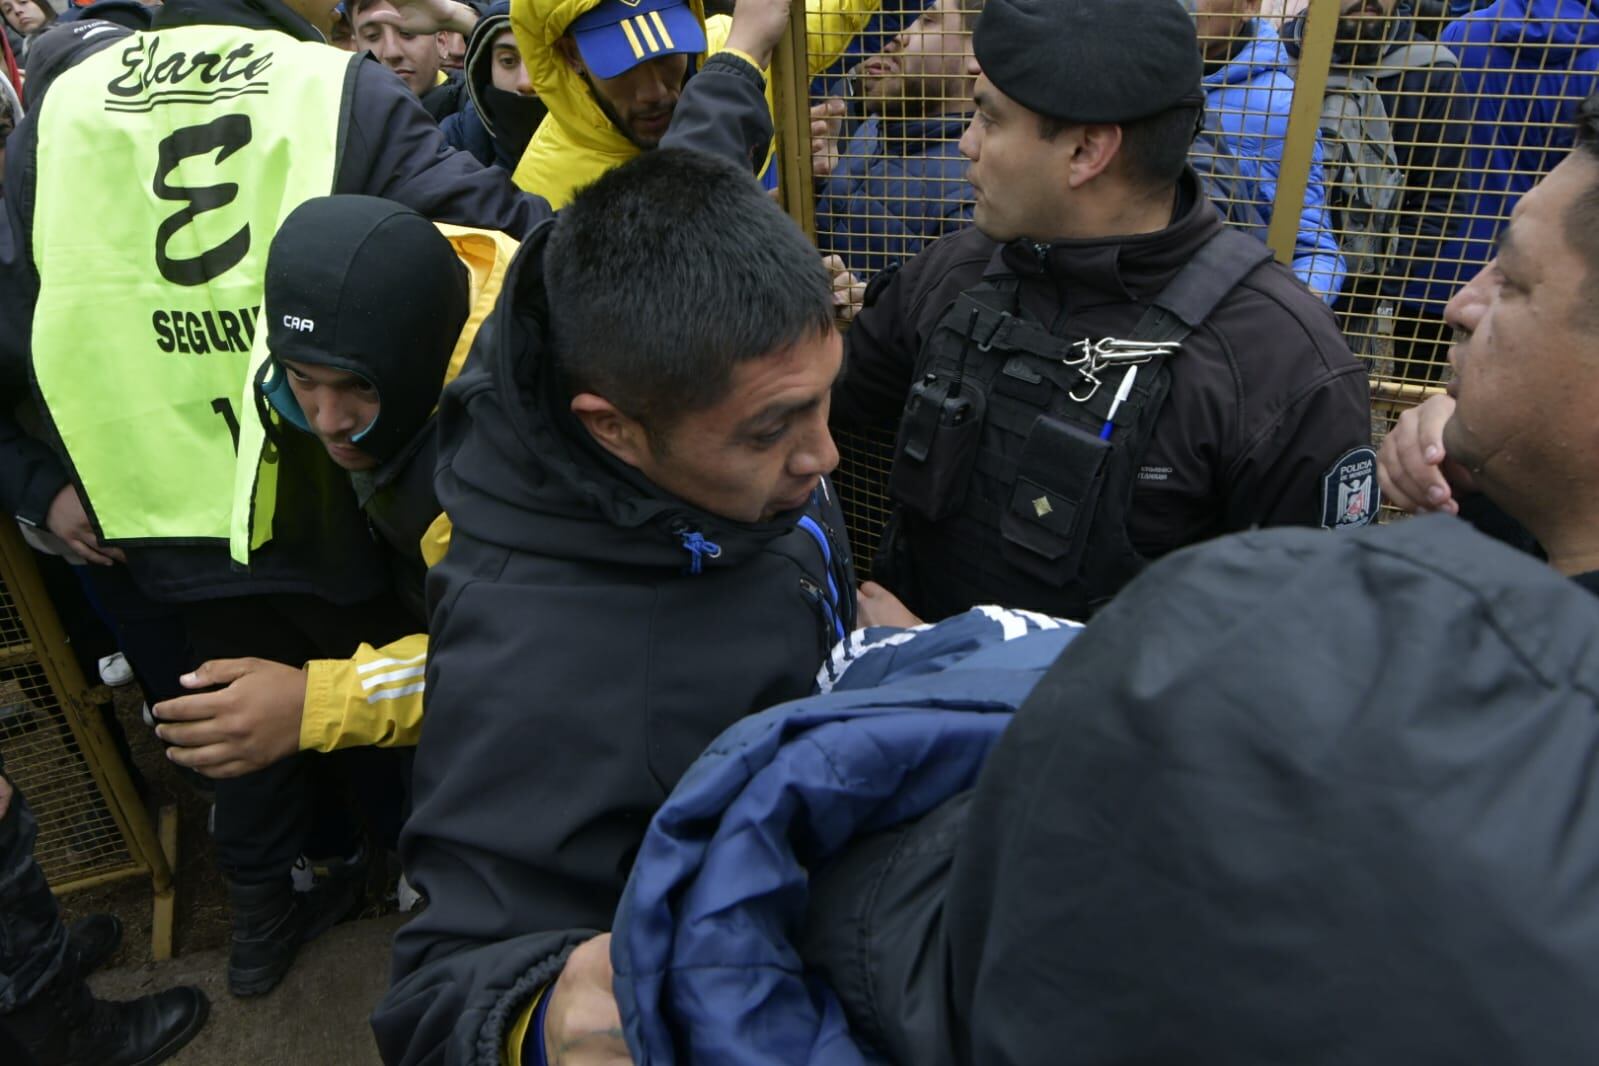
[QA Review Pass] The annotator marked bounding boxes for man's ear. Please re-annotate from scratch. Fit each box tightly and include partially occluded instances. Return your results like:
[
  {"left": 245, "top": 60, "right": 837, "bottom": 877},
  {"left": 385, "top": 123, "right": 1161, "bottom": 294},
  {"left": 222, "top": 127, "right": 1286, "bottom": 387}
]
[
  {"left": 570, "top": 393, "right": 651, "bottom": 469},
  {"left": 1066, "top": 123, "right": 1124, "bottom": 189},
  {"left": 554, "top": 35, "right": 585, "bottom": 76}
]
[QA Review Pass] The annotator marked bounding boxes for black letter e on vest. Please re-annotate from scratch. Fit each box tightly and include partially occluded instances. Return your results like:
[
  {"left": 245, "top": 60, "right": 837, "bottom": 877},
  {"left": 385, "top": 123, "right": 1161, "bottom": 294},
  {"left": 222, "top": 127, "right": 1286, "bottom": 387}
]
[{"left": 152, "top": 115, "right": 253, "bottom": 287}]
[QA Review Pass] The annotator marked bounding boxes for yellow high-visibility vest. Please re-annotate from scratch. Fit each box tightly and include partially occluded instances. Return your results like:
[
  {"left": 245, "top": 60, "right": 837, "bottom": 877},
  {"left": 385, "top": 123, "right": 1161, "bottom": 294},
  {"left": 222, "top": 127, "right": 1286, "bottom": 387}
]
[{"left": 31, "top": 26, "right": 354, "bottom": 562}]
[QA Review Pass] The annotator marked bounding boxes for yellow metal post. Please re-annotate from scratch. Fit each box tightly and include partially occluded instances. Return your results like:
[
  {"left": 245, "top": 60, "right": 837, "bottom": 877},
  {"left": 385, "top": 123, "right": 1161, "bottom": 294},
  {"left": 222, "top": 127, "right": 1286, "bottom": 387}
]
[
  {"left": 1266, "top": 0, "right": 1338, "bottom": 265},
  {"left": 0, "top": 522, "right": 176, "bottom": 953},
  {"left": 770, "top": 0, "right": 816, "bottom": 240}
]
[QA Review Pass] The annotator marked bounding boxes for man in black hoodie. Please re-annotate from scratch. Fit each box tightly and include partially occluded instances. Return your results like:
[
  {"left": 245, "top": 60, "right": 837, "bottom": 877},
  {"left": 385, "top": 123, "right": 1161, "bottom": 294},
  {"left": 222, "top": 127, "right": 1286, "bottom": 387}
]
[
  {"left": 373, "top": 148, "right": 857, "bottom": 1066},
  {"left": 0, "top": 0, "right": 788, "bottom": 1001}
]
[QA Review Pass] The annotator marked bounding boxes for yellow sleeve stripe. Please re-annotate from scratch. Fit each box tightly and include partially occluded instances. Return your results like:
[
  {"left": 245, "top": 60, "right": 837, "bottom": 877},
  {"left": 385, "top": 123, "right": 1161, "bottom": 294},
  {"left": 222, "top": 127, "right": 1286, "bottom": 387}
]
[{"left": 502, "top": 986, "right": 551, "bottom": 1066}]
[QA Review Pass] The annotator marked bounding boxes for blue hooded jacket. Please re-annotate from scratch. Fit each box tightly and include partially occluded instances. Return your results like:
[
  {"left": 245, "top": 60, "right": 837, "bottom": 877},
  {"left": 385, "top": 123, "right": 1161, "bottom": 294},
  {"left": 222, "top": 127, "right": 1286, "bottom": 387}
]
[
  {"left": 1202, "top": 20, "right": 1346, "bottom": 303},
  {"left": 611, "top": 607, "right": 1081, "bottom": 1066},
  {"left": 1408, "top": 0, "right": 1599, "bottom": 308},
  {"left": 816, "top": 111, "right": 973, "bottom": 277}
]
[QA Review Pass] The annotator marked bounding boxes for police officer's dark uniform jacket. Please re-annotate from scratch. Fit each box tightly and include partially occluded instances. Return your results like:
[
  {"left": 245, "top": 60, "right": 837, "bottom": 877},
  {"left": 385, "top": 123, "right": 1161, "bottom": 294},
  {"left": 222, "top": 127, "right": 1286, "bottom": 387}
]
[
  {"left": 830, "top": 0, "right": 1375, "bottom": 623},
  {"left": 373, "top": 225, "right": 857, "bottom": 1066},
  {"left": 833, "top": 168, "right": 1375, "bottom": 622}
]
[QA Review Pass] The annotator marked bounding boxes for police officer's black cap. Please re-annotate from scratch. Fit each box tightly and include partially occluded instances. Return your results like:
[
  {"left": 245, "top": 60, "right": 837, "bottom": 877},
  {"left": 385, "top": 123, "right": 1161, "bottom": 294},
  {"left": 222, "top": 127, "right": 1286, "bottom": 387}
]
[
  {"left": 262, "top": 196, "right": 470, "bottom": 464},
  {"left": 973, "top": 0, "right": 1204, "bottom": 125}
]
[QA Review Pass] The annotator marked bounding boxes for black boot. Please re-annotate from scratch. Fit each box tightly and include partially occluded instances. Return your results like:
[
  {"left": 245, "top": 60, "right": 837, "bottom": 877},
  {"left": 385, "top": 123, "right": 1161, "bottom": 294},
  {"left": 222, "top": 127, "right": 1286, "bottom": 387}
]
[
  {"left": 4, "top": 968, "right": 208, "bottom": 1066},
  {"left": 65, "top": 913, "right": 123, "bottom": 976},
  {"left": 227, "top": 866, "right": 362, "bottom": 997}
]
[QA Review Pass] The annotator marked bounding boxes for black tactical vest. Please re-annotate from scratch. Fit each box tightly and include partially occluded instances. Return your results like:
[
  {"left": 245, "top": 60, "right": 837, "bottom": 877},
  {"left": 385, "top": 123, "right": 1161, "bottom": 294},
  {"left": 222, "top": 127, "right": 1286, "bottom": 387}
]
[{"left": 879, "top": 228, "right": 1272, "bottom": 622}]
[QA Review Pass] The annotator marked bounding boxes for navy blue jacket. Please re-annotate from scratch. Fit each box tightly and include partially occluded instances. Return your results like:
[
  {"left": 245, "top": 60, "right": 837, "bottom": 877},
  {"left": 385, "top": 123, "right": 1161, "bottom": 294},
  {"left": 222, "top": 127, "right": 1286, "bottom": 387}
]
[
  {"left": 816, "top": 112, "right": 972, "bottom": 278},
  {"left": 1411, "top": 0, "right": 1599, "bottom": 307},
  {"left": 374, "top": 225, "right": 857, "bottom": 1066},
  {"left": 613, "top": 607, "right": 1080, "bottom": 1065}
]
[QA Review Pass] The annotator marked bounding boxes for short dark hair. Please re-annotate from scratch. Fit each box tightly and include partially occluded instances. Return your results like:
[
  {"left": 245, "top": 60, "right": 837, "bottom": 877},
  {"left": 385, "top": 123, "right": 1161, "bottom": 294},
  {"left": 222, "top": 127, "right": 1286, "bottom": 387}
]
[
  {"left": 1566, "top": 90, "right": 1599, "bottom": 324},
  {"left": 1578, "top": 88, "right": 1599, "bottom": 160},
  {"left": 1037, "top": 104, "right": 1199, "bottom": 192},
  {"left": 545, "top": 149, "right": 835, "bottom": 435}
]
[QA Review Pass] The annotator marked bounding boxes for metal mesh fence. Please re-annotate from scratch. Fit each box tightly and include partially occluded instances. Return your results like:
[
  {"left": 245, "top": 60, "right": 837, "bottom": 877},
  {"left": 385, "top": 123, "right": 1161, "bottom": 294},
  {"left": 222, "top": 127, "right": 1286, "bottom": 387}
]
[
  {"left": 0, "top": 573, "right": 136, "bottom": 884},
  {"left": 0, "top": 523, "right": 167, "bottom": 896},
  {"left": 780, "top": 0, "right": 1598, "bottom": 561}
]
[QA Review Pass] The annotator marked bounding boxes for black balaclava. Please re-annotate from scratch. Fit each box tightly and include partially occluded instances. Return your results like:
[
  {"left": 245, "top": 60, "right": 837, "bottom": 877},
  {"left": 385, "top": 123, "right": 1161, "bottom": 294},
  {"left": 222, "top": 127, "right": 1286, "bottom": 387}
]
[
  {"left": 1283, "top": 5, "right": 1398, "bottom": 68},
  {"left": 260, "top": 195, "right": 470, "bottom": 465}
]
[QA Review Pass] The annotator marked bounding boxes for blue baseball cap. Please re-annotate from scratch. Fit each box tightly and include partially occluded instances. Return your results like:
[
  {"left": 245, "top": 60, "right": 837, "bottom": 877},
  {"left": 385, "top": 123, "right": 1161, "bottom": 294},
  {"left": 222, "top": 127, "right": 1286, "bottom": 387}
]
[{"left": 568, "top": 0, "right": 706, "bottom": 80}]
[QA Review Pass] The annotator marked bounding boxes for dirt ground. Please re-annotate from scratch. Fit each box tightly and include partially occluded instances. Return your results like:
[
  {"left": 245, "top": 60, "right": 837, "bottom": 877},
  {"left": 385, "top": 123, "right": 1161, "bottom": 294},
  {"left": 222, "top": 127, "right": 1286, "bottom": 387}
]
[
  {"left": 54, "top": 686, "right": 230, "bottom": 966},
  {"left": 56, "top": 686, "right": 400, "bottom": 968}
]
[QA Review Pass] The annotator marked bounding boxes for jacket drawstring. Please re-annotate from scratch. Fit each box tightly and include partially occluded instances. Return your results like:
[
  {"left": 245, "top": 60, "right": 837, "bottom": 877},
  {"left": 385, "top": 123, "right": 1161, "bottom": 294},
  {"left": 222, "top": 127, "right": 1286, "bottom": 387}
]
[
  {"left": 678, "top": 529, "right": 723, "bottom": 575},
  {"left": 797, "top": 513, "right": 847, "bottom": 645}
]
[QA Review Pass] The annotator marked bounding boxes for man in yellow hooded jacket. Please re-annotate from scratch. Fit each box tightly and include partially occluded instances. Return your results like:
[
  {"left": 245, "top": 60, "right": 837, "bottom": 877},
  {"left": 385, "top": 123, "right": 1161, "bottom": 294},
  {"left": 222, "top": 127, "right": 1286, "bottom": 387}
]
[
  {"left": 512, "top": 0, "right": 880, "bottom": 205},
  {"left": 369, "top": 0, "right": 878, "bottom": 204}
]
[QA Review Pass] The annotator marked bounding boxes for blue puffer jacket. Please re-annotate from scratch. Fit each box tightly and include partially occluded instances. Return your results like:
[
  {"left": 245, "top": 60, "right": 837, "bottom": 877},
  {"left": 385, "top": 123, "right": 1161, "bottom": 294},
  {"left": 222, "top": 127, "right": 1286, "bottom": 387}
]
[
  {"left": 1407, "top": 0, "right": 1599, "bottom": 308},
  {"left": 1203, "top": 20, "right": 1346, "bottom": 303},
  {"left": 612, "top": 607, "right": 1081, "bottom": 1066},
  {"left": 816, "top": 112, "right": 973, "bottom": 277}
]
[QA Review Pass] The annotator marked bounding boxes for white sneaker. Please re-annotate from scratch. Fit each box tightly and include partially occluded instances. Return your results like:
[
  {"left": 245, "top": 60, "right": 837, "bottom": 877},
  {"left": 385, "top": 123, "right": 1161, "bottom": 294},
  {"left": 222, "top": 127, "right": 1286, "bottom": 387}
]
[
  {"left": 290, "top": 853, "right": 315, "bottom": 893},
  {"left": 97, "top": 652, "right": 135, "bottom": 687},
  {"left": 396, "top": 873, "right": 424, "bottom": 913}
]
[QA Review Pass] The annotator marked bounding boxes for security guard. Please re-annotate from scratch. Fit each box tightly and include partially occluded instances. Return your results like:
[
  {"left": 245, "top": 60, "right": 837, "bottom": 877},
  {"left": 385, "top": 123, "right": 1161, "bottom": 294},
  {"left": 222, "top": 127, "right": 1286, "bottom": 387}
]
[{"left": 833, "top": 0, "right": 1376, "bottom": 623}]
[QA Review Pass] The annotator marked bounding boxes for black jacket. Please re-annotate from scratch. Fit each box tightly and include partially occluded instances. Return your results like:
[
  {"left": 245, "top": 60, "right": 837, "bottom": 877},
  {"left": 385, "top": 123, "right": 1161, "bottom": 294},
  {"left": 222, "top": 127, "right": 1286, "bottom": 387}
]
[
  {"left": 353, "top": 423, "right": 441, "bottom": 626},
  {"left": 1375, "top": 19, "right": 1469, "bottom": 306},
  {"left": 0, "top": 0, "right": 772, "bottom": 603},
  {"left": 833, "top": 171, "right": 1373, "bottom": 619},
  {"left": 801, "top": 515, "right": 1599, "bottom": 1065},
  {"left": 373, "top": 227, "right": 856, "bottom": 1066}
]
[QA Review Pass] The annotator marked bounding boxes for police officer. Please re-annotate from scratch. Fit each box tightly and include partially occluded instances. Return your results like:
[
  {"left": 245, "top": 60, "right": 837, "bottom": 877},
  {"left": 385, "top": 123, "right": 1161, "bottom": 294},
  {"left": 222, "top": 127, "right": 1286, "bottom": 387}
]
[{"left": 832, "top": 0, "right": 1376, "bottom": 623}]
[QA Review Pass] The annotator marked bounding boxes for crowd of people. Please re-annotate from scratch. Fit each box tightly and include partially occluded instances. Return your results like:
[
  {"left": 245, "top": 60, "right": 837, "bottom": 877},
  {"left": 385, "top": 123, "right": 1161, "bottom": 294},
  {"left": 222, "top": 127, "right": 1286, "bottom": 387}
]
[{"left": 0, "top": 0, "right": 1596, "bottom": 1062}]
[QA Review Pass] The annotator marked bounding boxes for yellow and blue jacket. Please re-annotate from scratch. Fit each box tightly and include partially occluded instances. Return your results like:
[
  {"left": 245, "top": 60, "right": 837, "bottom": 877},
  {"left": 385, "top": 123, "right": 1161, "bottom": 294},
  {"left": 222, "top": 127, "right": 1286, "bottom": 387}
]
[{"left": 509, "top": 0, "right": 882, "bottom": 207}]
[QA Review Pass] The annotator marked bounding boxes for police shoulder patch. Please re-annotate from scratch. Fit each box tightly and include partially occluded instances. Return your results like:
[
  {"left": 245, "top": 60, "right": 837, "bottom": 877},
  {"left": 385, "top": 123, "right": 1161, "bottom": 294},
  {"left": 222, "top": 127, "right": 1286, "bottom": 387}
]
[{"left": 1321, "top": 446, "right": 1379, "bottom": 529}]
